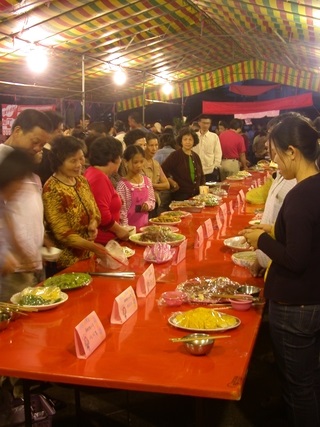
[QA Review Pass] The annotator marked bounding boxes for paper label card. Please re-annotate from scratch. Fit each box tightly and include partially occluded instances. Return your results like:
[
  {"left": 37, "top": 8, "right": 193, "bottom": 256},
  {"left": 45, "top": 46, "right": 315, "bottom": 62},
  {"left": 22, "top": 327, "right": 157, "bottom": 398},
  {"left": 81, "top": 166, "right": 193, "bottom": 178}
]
[
  {"left": 229, "top": 200, "right": 234, "bottom": 215},
  {"left": 219, "top": 203, "right": 227, "bottom": 221},
  {"left": 216, "top": 211, "right": 222, "bottom": 230},
  {"left": 110, "top": 286, "right": 138, "bottom": 324},
  {"left": 204, "top": 218, "right": 213, "bottom": 238},
  {"left": 194, "top": 225, "right": 204, "bottom": 248},
  {"left": 172, "top": 238, "right": 187, "bottom": 265},
  {"left": 75, "top": 311, "right": 106, "bottom": 359},
  {"left": 136, "top": 263, "right": 156, "bottom": 297},
  {"left": 239, "top": 189, "right": 245, "bottom": 203}
]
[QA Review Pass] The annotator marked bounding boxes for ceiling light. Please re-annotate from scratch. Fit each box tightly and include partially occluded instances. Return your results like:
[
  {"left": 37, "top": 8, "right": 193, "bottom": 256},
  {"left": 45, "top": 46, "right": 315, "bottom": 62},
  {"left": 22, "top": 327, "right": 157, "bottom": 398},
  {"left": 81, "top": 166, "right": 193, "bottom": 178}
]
[
  {"left": 162, "top": 81, "right": 173, "bottom": 95},
  {"left": 26, "top": 47, "right": 48, "bottom": 73},
  {"left": 113, "top": 69, "right": 127, "bottom": 85}
]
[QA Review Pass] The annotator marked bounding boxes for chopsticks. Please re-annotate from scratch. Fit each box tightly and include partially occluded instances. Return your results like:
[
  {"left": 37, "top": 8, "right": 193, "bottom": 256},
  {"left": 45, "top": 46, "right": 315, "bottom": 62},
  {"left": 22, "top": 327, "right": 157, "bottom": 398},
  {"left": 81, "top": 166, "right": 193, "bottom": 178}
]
[
  {"left": 86, "top": 272, "right": 136, "bottom": 278},
  {"left": 170, "top": 335, "right": 231, "bottom": 343},
  {"left": 0, "top": 302, "right": 37, "bottom": 313}
]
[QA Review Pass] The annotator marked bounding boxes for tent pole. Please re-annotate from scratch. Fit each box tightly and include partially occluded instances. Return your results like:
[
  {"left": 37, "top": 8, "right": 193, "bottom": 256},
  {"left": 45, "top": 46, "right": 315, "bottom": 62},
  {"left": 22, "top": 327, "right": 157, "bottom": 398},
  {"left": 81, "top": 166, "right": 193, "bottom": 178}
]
[
  {"left": 142, "top": 71, "right": 146, "bottom": 125},
  {"left": 81, "top": 55, "right": 85, "bottom": 126}
]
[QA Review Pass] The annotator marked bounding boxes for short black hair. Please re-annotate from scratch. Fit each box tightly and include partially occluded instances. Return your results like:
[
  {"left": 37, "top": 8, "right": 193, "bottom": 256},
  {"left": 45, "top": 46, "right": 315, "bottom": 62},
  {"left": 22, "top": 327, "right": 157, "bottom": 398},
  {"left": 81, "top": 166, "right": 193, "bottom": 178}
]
[
  {"left": 44, "top": 111, "right": 63, "bottom": 131},
  {"left": 123, "top": 144, "right": 145, "bottom": 161},
  {"left": 89, "top": 136, "right": 123, "bottom": 166},
  {"left": 49, "top": 136, "right": 86, "bottom": 172},
  {"left": 146, "top": 132, "right": 159, "bottom": 143},
  {"left": 0, "top": 149, "right": 34, "bottom": 190},
  {"left": 12, "top": 109, "right": 53, "bottom": 133},
  {"left": 176, "top": 127, "right": 199, "bottom": 147},
  {"left": 123, "top": 129, "right": 146, "bottom": 146}
]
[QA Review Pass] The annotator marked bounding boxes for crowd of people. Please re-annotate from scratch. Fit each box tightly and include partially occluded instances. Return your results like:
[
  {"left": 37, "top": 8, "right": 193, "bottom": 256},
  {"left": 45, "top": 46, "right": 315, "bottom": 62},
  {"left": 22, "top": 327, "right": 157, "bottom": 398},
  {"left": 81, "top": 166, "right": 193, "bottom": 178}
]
[{"left": 1, "top": 107, "right": 320, "bottom": 426}]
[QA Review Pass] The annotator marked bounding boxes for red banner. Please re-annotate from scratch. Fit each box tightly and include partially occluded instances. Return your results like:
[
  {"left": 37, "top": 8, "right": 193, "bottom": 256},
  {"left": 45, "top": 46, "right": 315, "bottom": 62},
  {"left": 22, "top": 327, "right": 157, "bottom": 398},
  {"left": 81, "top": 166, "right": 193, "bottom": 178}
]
[
  {"left": 2, "top": 104, "right": 56, "bottom": 136},
  {"left": 202, "top": 93, "right": 313, "bottom": 115},
  {"left": 229, "top": 84, "right": 281, "bottom": 96}
]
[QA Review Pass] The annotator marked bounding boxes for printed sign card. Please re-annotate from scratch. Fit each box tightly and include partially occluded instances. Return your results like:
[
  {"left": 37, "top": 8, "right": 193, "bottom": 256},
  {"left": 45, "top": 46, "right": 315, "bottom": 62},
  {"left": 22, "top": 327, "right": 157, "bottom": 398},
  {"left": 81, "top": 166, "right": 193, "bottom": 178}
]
[
  {"left": 239, "top": 189, "right": 246, "bottom": 203},
  {"left": 110, "top": 286, "right": 138, "bottom": 324},
  {"left": 216, "top": 211, "right": 222, "bottom": 230},
  {"left": 172, "top": 238, "right": 187, "bottom": 265},
  {"left": 194, "top": 225, "right": 204, "bottom": 248},
  {"left": 229, "top": 200, "right": 234, "bottom": 215},
  {"left": 219, "top": 203, "right": 227, "bottom": 221},
  {"left": 136, "top": 264, "right": 156, "bottom": 297},
  {"left": 204, "top": 218, "right": 213, "bottom": 238},
  {"left": 75, "top": 311, "right": 106, "bottom": 359}
]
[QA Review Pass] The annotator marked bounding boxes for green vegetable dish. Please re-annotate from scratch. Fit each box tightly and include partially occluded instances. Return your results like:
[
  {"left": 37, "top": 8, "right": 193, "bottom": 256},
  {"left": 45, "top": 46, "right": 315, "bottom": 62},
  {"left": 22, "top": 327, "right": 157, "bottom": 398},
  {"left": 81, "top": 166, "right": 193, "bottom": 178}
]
[{"left": 43, "top": 273, "right": 92, "bottom": 290}]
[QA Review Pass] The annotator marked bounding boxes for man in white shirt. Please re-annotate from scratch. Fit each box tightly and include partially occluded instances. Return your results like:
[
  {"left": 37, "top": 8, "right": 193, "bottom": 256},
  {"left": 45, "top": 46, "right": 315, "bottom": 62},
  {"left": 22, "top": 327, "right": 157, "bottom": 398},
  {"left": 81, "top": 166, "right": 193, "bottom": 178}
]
[
  {"left": 0, "top": 109, "right": 53, "bottom": 301},
  {"left": 192, "top": 115, "right": 222, "bottom": 182}
]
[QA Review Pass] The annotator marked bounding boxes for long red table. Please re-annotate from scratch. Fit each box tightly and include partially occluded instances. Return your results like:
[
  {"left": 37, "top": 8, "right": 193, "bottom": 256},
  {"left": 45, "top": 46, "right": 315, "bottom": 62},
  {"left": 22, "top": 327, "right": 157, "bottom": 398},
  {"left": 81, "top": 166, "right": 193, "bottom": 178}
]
[{"left": 0, "top": 174, "right": 265, "bottom": 416}]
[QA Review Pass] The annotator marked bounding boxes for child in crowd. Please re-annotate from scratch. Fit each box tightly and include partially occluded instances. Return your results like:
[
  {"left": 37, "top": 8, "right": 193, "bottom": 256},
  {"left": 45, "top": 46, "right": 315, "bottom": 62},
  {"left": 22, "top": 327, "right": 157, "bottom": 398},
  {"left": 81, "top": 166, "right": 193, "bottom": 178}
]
[{"left": 116, "top": 145, "right": 155, "bottom": 230}]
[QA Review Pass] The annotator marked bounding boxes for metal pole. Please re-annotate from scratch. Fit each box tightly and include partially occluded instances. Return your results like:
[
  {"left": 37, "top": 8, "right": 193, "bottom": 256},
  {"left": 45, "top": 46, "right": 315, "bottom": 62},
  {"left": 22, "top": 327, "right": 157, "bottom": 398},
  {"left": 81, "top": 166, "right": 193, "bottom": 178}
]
[
  {"left": 142, "top": 71, "right": 146, "bottom": 125},
  {"left": 181, "top": 83, "right": 184, "bottom": 119},
  {"left": 81, "top": 54, "right": 85, "bottom": 126}
]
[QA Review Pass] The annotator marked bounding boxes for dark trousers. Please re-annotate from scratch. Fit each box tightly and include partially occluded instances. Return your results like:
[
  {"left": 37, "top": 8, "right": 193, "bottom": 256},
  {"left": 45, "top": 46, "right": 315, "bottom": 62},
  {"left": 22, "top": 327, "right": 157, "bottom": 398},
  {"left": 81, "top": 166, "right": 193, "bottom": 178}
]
[{"left": 269, "top": 300, "right": 320, "bottom": 426}]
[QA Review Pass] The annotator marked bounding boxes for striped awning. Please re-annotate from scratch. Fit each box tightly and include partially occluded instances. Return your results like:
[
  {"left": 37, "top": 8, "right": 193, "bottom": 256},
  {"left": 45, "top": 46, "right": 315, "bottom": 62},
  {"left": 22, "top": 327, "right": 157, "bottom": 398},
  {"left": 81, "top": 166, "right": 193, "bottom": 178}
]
[{"left": 0, "top": 1, "right": 319, "bottom": 111}]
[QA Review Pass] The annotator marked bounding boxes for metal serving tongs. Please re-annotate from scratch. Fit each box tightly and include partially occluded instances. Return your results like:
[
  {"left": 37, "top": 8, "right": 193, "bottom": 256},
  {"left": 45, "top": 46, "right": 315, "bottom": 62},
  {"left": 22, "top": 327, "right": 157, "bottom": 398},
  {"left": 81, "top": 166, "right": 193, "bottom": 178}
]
[
  {"left": 86, "top": 271, "right": 136, "bottom": 278},
  {"left": 170, "top": 335, "right": 231, "bottom": 343},
  {"left": 0, "top": 301, "right": 38, "bottom": 313}
]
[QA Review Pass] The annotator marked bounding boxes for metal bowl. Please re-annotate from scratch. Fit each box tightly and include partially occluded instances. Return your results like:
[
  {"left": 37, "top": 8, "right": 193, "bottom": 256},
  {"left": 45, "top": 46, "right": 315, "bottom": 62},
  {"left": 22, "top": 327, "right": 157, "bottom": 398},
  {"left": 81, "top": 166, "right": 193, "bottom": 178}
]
[
  {"left": 237, "top": 285, "right": 261, "bottom": 298},
  {"left": 0, "top": 311, "right": 11, "bottom": 332},
  {"left": 183, "top": 333, "right": 214, "bottom": 356}
]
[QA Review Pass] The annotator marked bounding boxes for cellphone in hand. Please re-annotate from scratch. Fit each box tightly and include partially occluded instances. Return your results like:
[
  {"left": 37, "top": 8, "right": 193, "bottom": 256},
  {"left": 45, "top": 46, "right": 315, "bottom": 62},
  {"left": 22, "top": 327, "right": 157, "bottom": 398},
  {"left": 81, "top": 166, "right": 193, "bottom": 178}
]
[{"left": 135, "top": 204, "right": 142, "bottom": 212}]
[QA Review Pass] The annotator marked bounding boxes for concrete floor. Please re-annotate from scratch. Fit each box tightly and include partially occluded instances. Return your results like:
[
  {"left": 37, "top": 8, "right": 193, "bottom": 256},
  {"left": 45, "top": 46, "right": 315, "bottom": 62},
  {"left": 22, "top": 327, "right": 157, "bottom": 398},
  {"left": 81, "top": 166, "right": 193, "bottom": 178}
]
[{"left": 40, "top": 311, "right": 288, "bottom": 427}]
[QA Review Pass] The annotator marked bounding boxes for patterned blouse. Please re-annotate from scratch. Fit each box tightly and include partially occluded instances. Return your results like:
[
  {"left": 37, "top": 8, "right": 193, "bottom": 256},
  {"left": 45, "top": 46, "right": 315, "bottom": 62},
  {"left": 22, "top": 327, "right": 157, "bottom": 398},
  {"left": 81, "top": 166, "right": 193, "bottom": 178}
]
[{"left": 43, "top": 175, "right": 101, "bottom": 268}]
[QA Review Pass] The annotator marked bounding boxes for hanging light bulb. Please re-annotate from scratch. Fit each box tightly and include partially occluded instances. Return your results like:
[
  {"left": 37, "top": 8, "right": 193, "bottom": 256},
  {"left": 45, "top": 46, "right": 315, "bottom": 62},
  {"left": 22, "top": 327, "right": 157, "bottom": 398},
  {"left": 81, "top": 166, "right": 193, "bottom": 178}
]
[
  {"left": 113, "top": 68, "right": 127, "bottom": 85},
  {"left": 26, "top": 47, "right": 48, "bottom": 73},
  {"left": 162, "top": 81, "right": 173, "bottom": 95}
]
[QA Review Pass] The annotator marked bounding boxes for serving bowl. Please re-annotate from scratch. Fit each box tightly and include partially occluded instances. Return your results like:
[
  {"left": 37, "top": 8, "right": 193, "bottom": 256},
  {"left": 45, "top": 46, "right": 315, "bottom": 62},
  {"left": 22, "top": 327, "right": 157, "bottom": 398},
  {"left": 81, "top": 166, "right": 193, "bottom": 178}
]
[
  {"left": 183, "top": 333, "right": 214, "bottom": 356},
  {"left": 229, "top": 298, "right": 253, "bottom": 311},
  {"left": 224, "top": 236, "right": 251, "bottom": 252},
  {"left": 161, "top": 291, "right": 186, "bottom": 307},
  {"left": 0, "top": 311, "right": 11, "bottom": 332},
  {"left": 41, "top": 246, "right": 62, "bottom": 262},
  {"left": 231, "top": 251, "right": 257, "bottom": 268},
  {"left": 237, "top": 285, "right": 261, "bottom": 298}
]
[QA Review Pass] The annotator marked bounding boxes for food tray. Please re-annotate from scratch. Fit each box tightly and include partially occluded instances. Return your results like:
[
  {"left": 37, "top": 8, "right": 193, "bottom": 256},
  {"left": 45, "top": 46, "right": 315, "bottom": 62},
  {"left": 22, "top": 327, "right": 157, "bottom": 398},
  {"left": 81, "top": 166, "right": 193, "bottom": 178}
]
[
  {"left": 169, "top": 201, "right": 205, "bottom": 213},
  {"left": 176, "top": 276, "right": 241, "bottom": 303}
]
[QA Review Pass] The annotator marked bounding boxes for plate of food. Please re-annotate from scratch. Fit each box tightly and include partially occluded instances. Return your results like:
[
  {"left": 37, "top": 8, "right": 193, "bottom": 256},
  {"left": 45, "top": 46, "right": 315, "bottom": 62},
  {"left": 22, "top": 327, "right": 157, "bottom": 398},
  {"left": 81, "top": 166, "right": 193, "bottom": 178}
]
[
  {"left": 11, "top": 286, "right": 68, "bottom": 311},
  {"left": 176, "top": 276, "right": 241, "bottom": 304},
  {"left": 168, "top": 307, "right": 241, "bottom": 332},
  {"left": 224, "top": 236, "right": 251, "bottom": 251},
  {"left": 129, "top": 231, "right": 185, "bottom": 247},
  {"left": 192, "top": 194, "right": 220, "bottom": 206},
  {"left": 169, "top": 200, "right": 205, "bottom": 213},
  {"left": 226, "top": 175, "right": 245, "bottom": 181},
  {"left": 43, "top": 272, "right": 92, "bottom": 290},
  {"left": 140, "top": 225, "right": 179, "bottom": 233},
  {"left": 231, "top": 251, "right": 257, "bottom": 268},
  {"left": 149, "top": 216, "right": 182, "bottom": 226},
  {"left": 248, "top": 219, "right": 261, "bottom": 225},
  {"left": 160, "top": 210, "right": 191, "bottom": 218}
]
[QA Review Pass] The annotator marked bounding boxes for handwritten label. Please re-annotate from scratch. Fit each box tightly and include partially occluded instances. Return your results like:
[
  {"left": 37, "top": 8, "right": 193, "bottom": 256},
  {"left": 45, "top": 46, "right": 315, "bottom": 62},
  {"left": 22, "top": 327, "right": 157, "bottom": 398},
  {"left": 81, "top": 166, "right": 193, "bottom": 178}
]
[
  {"left": 75, "top": 311, "right": 106, "bottom": 359},
  {"left": 136, "top": 264, "right": 156, "bottom": 297},
  {"left": 194, "top": 225, "right": 204, "bottom": 248},
  {"left": 204, "top": 218, "right": 213, "bottom": 237},
  {"left": 239, "top": 189, "right": 245, "bottom": 203},
  {"left": 216, "top": 211, "right": 222, "bottom": 230},
  {"left": 172, "top": 238, "right": 187, "bottom": 265},
  {"left": 229, "top": 200, "right": 234, "bottom": 215},
  {"left": 110, "top": 286, "right": 138, "bottom": 324},
  {"left": 219, "top": 203, "right": 227, "bottom": 221}
]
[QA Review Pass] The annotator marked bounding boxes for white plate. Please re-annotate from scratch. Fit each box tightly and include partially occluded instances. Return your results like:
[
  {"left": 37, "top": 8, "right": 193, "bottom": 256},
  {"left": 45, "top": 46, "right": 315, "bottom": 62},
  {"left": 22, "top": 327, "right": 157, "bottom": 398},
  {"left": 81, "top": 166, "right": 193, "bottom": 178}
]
[
  {"left": 168, "top": 311, "right": 241, "bottom": 332},
  {"left": 40, "top": 246, "right": 62, "bottom": 262},
  {"left": 231, "top": 251, "right": 257, "bottom": 268},
  {"left": 129, "top": 233, "right": 185, "bottom": 247},
  {"left": 160, "top": 210, "right": 191, "bottom": 218},
  {"left": 43, "top": 272, "right": 92, "bottom": 290},
  {"left": 248, "top": 220, "right": 261, "bottom": 225},
  {"left": 224, "top": 236, "right": 251, "bottom": 252},
  {"left": 226, "top": 176, "right": 245, "bottom": 181},
  {"left": 122, "top": 246, "right": 135, "bottom": 258},
  {"left": 149, "top": 217, "right": 182, "bottom": 226},
  {"left": 11, "top": 292, "right": 68, "bottom": 311},
  {"left": 140, "top": 225, "right": 179, "bottom": 233}
]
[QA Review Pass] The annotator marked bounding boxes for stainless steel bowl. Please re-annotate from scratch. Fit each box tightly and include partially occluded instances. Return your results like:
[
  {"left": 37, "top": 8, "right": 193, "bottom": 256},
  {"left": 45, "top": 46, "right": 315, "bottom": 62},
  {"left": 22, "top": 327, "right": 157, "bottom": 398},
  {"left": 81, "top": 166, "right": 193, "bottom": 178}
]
[
  {"left": 183, "top": 333, "right": 214, "bottom": 356},
  {"left": 0, "top": 311, "right": 11, "bottom": 332},
  {"left": 237, "top": 285, "right": 261, "bottom": 298}
]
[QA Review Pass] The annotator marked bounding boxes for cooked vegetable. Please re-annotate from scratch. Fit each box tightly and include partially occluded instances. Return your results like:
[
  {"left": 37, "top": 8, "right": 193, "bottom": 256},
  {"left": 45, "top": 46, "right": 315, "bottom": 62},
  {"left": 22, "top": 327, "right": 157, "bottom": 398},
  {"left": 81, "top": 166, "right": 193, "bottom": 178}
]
[{"left": 174, "top": 307, "right": 238, "bottom": 329}]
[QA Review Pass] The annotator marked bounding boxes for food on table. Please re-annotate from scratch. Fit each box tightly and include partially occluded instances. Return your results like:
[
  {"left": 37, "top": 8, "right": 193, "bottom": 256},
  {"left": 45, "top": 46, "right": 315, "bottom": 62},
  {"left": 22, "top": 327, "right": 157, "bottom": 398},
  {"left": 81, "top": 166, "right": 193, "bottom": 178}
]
[
  {"left": 122, "top": 247, "right": 135, "bottom": 257},
  {"left": 160, "top": 210, "right": 186, "bottom": 217},
  {"left": 16, "top": 286, "right": 63, "bottom": 306},
  {"left": 226, "top": 175, "right": 245, "bottom": 181},
  {"left": 237, "top": 170, "right": 252, "bottom": 177},
  {"left": 139, "top": 227, "right": 183, "bottom": 243},
  {"left": 192, "top": 194, "right": 220, "bottom": 206},
  {"left": 223, "top": 236, "right": 251, "bottom": 251},
  {"left": 140, "top": 225, "right": 178, "bottom": 233},
  {"left": 44, "top": 272, "right": 91, "bottom": 290},
  {"left": 174, "top": 307, "right": 238, "bottom": 329},
  {"left": 169, "top": 200, "right": 205, "bottom": 212},
  {"left": 150, "top": 215, "right": 181, "bottom": 223},
  {"left": 176, "top": 276, "right": 240, "bottom": 302}
]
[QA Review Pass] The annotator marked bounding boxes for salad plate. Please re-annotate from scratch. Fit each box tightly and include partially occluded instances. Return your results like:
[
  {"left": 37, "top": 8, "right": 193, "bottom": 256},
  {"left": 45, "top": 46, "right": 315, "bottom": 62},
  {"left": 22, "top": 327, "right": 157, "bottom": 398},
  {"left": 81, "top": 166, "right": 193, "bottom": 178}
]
[
  {"left": 129, "top": 233, "right": 185, "bottom": 247},
  {"left": 43, "top": 272, "right": 92, "bottom": 290},
  {"left": 11, "top": 291, "right": 68, "bottom": 311}
]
